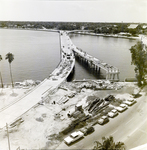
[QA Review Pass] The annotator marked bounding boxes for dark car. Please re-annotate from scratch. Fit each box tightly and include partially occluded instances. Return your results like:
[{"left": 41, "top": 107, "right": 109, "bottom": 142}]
[{"left": 80, "top": 126, "right": 95, "bottom": 136}]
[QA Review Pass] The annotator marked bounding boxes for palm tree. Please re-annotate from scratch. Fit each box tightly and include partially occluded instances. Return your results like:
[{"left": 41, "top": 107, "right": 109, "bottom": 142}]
[
  {"left": 0, "top": 55, "right": 4, "bottom": 88},
  {"left": 93, "top": 136, "right": 126, "bottom": 150},
  {"left": 5, "top": 53, "right": 14, "bottom": 88}
]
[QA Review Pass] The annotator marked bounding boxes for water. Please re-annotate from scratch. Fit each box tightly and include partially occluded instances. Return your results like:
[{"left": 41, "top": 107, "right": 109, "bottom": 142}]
[
  {"left": 0, "top": 29, "right": 137, "bottom": 84},
  {"left": 70, "top": 34, "right": 137, "bottom": 81},
  {"left": 0, "top": 29, "right": 60, "bottom": 84}
]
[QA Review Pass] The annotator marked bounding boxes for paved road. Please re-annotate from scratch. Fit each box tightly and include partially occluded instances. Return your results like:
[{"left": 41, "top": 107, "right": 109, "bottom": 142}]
[{"left": 56, "top": 91, "right": 147, "bottom": 149}]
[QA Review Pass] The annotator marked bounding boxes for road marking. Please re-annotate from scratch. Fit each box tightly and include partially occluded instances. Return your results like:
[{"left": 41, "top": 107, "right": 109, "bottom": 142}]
[
  {"left": 111, "top": 129, "right": 118, "bottom": 135},
  {"left": 125, "top": 117, "right": 134, "bottom": 125}
]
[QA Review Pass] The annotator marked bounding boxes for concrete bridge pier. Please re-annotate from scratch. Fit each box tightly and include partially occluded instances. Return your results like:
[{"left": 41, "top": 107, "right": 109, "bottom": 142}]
[
  {"left": 93, "top": 64, "right": 96, "bottom": 71},
  {"left": 89, "top": 61, "right": 94, "bottom": 69},
  {"left": 116, "top": 73, "right": 119, "bottom": 81},
  {"left": 106, "top": 72, "right": 119, "bottom": 81},
  {"left": 85, "top": 59, "right": 89, "bottom": 67},
  {"left": 98, "top": 67, "right": 101, "bottom": 73},
  {"left": 95, "top": 64, "right": 99, "bottom": 72},
  {"left": 92, "top": 63, "right": 100, "bottom": 73},
  {"left": 74, "top": 51, "right": 101, "bottom": 75},
  {"left": 72, "top": 45, "right": 119, "bottom": 81}
]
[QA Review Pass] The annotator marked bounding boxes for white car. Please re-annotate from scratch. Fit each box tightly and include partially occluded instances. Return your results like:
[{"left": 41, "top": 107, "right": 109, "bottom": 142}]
[
  {"left": 107, "top": 109, "right": 118, "bottom": 118},
  {"left": 124, "top": 99, "right": 136, "bottom": 106},
  {"left": 64, "top": 131, "right": 84, "bottom": 145},
  {"left": 116, "top": 104, "right": 127, "bottom": 112},
  {"left": 98, "top": 116, "right": 109, "bottom": 125}
]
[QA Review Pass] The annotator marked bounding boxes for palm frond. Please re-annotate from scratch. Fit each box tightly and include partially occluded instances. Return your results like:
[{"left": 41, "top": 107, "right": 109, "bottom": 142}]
[{"left": 5, "top": 52, "right": 14, "bottom": 64}]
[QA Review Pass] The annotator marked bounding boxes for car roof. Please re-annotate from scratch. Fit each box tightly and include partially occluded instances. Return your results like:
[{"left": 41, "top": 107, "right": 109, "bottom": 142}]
[
  {"left": 108, "top": 112, "right": 114, "bottom": 114},
  {"left": 120, "top": 104, "right": 127, "bottom": 107},
  {"left": 64, "top": 136, "right": 73, "bottom": 143},
  {"left": 102, "top": 116, "right": 107, "bottom": 119},
  {"left": 111, "top": 109, "right": 117, "bottom": 112},
  {"left": 71, "top": 132, "right": 78, "bottom": 138}
]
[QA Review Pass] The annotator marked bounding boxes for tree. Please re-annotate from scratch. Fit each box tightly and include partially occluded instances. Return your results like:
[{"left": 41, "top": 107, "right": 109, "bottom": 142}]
[
  {"left": 93, "top": 136, "right": 126, "bottom": 150},
  {"left": 0, "top": 55, "right": 4, "bottom": 88},
  {"left": 129, "top": 41, "right": 147, "bottom": 86},
  {"left": 5, "top": 52, "right": 14, "bottom": 88}
]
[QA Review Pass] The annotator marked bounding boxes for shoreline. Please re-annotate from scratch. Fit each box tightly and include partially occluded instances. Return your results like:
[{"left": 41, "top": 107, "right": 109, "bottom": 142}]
[
  {"left": 0, "top": 27, "right": 143, "bottom": 41},
  {"left": 70, "top": 31, "right": 141, "bottom": 41},
  {"left": 0, "top": 77, "right": 137, "bottom": 89},
  {"left": 0, "top": 27, "right": 59, "bottom": 33},
  {"left": 69, "top": 31, "right": 147, "bottom": 47}
]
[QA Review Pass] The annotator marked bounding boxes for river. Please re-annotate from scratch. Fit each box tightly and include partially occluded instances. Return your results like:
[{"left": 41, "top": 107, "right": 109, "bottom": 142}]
[
  {"left": 0, "top": 29, "right": 137, "bottom": 84},
  {"left": 70, "top": 33, "right": 137, "bottom": 81},
  {"left": 0, "top": 29, "right": 60, "bottom": 84}
]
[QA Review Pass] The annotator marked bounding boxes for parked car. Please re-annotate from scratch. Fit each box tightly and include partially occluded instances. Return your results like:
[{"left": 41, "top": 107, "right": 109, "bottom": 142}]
[
  {"left": 116, "top": 104, "right": 128, "bottom": 112},
  {"left": 68, "top": 92, "right": 76, "bottom": 98},
  {"left": 80, "top": 126, "right": 95, "bottom": 136},
  {"left": 120, "top": 103, "right": 128, "bottom": 108},
  {"left": 107, "top": 109, "right": 118, "bottom": 118},
  {"left": 64, "top": 131, "right": 84, "bottom": 145},
  {"left": 124, "top": 99, "right": 136, "bottom": 106},
  {"left": 98, "top": 116, "right": 109, "bottom": 125}
]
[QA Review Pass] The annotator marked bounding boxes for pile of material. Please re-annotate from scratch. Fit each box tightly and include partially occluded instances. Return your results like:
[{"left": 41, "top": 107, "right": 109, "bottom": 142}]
[{"left": 86, "top": 95, "right": 115, "bottom": 115}]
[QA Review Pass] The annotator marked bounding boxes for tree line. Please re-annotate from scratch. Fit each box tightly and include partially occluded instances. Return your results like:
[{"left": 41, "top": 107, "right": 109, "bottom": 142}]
[
  {"left": 1, "top": 21, "right": 147, "bottom": 36},
  {"left": 0, "top": 53, "right": 14, "bottom": 88}
]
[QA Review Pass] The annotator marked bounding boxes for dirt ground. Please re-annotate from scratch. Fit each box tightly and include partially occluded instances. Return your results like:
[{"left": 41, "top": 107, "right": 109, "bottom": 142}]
[{"left": 0, "top": 80, "right": 140, "bottom": 150}]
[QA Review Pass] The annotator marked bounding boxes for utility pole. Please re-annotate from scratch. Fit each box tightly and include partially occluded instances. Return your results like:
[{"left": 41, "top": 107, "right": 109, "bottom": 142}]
[{"left": 6, "top": 123, "right": 11, "bottom": 150}]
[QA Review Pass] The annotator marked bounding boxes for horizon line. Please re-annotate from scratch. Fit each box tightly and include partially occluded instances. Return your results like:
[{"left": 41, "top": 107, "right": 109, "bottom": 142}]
[{"left": 0, "top": 20, "right": 147, "bottom": 24}]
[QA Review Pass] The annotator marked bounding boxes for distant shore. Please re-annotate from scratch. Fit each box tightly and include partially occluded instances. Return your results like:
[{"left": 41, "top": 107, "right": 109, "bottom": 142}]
[
  {"left": 2, "top": 27, "right": 147, "bottom": 45},
  {"left": 0, "top": 27, "right": 59, "bottom": 33},
  {"left": 0, "top": 27, "right": 140, "bottom": 39},
  {"left": 71, "top": 31, "right": 139, "bottom": 40}
]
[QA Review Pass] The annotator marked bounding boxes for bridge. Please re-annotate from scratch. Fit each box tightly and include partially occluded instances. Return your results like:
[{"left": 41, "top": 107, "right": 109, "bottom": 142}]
[
  {"left": 0, "top": 30, "right": 119, "bottom": 128},
  {"left": 0, "top": 31, "right": 75, "bottom": 128},
  {"left": 67, "top": 34, "right": 120, "bottom": 81},
  {"left": 41, "top": 31, "right": 76, "bottom": 99}
]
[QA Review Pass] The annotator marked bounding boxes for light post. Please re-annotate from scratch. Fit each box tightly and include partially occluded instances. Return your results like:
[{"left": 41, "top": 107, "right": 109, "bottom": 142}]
[{"left": 6, "top": 123, "right": 11, "bottom": 150}]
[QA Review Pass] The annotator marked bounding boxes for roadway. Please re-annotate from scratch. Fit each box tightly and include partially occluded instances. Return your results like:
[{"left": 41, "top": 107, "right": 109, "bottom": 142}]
[
  {"left": 0, "top": 31, "right": 75, "bottom": 129},
  {"left": 56, "top": 90, "right": 147, "bottom": 150}
]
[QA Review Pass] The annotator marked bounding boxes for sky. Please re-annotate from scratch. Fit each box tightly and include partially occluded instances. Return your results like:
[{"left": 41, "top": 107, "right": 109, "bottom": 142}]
[{"left": 0, "top": 0, "right": 147, "bottom": 23}]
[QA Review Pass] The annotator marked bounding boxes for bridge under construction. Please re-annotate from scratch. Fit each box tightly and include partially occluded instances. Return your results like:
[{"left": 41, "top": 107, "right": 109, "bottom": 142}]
[
  {"left": 0, "top": 30, "right": 120, "bottom": 129},
  {"left": 67, "top": 31, "right": 120, "bottom": 81},
  {"left": 0, "top": 31, "right": 75, "bottom": 128},
  {"left": 72, "top": 47, "right": 119, "bottom": 81}
]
